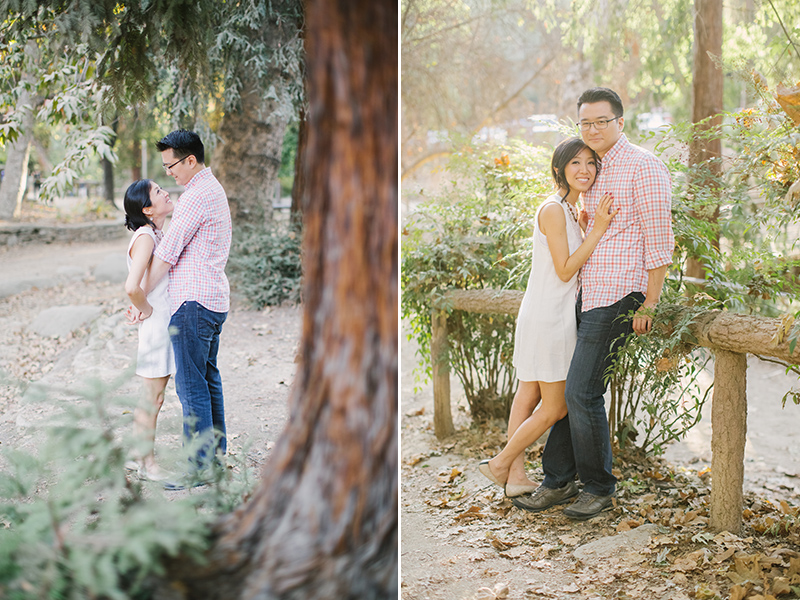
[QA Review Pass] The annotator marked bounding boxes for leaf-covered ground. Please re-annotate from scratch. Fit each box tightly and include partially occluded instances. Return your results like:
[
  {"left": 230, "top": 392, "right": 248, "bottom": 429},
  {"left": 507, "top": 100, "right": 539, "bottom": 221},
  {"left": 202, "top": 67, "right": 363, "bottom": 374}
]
[
  {"left": 402, "top": 415, "right": 800, "bottom": 600},
  {"left": 0, "top": 235, "right": 301, "bottom": 482}
]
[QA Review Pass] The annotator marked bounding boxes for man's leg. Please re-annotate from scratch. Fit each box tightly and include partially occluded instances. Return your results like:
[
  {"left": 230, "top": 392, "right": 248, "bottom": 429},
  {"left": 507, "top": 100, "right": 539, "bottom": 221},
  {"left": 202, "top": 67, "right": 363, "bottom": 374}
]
[
  {"left": 564, "top": 292, "right": 643, "bottom": 497},
  {"left": 169, "top": 301, "right": 226, "bottom": 468},
  {"left": 540, "top": 415, "right": 576, "bottom": 489},
  {"left": 205, "top": 310, "right": 227, "bottom": 455}
]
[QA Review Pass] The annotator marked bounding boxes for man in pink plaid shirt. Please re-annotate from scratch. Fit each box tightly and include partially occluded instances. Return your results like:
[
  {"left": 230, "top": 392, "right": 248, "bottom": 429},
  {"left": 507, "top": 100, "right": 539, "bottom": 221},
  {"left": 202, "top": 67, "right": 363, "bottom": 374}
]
[
  {"left": 141, "top": 129, "right": 232, "bottom": 489},
  {"left": 519, "top": 88, "right": 674, "bottom": 519}
]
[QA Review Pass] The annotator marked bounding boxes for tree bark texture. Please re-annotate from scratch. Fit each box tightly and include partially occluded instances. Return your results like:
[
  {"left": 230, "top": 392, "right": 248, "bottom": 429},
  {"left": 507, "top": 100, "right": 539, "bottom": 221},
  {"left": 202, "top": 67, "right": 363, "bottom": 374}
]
[
  {"left": 710, "top": 350, "right": 747, "bottom": 533},
  {"left": 442, "top": 289, "right": 525, "bottom": 315},
  {"left": 212, "top": 74, "right": 286, "bottom": 226},
  {"left": 686, "top": 0, "right": 723, "bottom": 279},
  {"left": 157, "top": 1, "right": 398, "bottom": 598}
]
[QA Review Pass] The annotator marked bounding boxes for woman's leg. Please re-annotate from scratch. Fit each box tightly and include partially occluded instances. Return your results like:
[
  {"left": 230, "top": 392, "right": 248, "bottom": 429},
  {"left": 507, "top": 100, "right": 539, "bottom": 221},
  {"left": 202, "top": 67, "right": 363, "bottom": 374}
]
[
  {"left": 487, "top": 380, "right": 568, "bottom": 486},
  {"left": 133, "top": 375, "right": 170, "bottom": 475},
  {"left": 504, "top": 381, "right": 541, "bottom": 486}
]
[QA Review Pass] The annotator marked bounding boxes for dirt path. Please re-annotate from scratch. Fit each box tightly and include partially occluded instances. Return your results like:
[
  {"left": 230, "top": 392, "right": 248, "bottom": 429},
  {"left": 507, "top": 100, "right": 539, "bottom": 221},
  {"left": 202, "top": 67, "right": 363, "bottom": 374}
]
[
  {"left": 0, "top": 234, "right": 300, "bottom": 478},
  {"left": 401, "top": 326, "right": 800, "bottom": 600}
]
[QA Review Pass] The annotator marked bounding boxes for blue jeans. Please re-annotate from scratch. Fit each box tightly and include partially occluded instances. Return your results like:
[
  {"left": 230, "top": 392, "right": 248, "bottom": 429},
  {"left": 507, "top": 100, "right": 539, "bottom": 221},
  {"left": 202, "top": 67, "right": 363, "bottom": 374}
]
[
  {"left": 541, "top": 292, "right": 644, "bottom": 496},
  {"left": 169, "top": 301, "right": 227, "bottom": 468}
]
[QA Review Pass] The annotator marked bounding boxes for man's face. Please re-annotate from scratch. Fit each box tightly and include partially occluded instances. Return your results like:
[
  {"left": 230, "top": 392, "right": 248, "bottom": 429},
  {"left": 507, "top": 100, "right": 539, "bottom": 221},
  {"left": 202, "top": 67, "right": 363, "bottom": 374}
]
[
  {"left": 161, "top": 148, "right": 192, "bottom": 187},
  {"left": 579, "top": 101, "right": 623, "bottom": 158}
]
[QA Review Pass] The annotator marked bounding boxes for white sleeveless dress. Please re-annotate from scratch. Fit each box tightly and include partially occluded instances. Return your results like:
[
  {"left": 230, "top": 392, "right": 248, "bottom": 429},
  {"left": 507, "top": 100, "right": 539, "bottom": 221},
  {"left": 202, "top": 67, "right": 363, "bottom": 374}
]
[
  {"left": 126, "top": 227, "right": 176, "bottom": 378},
  {"left": 512, "top": 194, "right": 583, "bottom": 382}
]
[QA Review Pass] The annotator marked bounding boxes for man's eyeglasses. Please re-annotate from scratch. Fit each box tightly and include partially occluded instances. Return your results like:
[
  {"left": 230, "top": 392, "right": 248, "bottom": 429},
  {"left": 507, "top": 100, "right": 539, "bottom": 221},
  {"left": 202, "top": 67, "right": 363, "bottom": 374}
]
[
  {"left": 579, "top": 117, "right": 620, "bottom": 131},
  {"left": 162, "top": 155, "right": 189, "bottom": 172}
]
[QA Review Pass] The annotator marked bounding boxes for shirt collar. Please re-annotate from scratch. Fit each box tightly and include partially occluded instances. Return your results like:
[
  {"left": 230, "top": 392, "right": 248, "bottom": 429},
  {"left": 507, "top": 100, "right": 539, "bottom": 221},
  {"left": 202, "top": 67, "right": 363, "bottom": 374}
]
[
  {"left": 184, "top": 166, "right": 212, "bottom": 190},
  {"left": 601, "top": 133, "right": 629, "bottom": 165}
]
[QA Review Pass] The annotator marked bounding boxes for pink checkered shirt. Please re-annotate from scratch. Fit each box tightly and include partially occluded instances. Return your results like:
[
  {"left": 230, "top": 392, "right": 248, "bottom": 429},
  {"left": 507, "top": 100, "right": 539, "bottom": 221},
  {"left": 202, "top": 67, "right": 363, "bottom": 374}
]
[
  {"left": 154, "top": 167, "right": 232, "bottom": 315},
  {"left": 580, "top": 134, "right": 674, "bottom": 312}
]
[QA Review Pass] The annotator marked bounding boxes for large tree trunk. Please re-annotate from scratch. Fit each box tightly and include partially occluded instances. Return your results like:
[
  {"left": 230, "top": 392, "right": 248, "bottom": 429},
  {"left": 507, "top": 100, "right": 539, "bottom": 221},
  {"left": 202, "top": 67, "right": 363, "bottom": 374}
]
[
  {"left": 212, "top": 74, "right": 286, "bottom": 226},
  {"left": 686, "top": 0, "right": 723, "bottom": 279},
  {"left": 0, "top": 87, "right": 35, "bottom": 220},
  {"left": 212, "top": 4, "right": 300, "bottom": 227},
  {"left": 156, "top": 1, "right": 398, "bottom": 597}
]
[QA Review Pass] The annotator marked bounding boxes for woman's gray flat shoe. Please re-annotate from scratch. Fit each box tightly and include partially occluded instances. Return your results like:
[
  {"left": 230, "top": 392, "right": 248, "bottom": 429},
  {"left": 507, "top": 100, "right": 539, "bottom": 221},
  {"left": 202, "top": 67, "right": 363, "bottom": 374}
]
[{"left": 478, "top": 460, "right": 504, "bottom": 487}]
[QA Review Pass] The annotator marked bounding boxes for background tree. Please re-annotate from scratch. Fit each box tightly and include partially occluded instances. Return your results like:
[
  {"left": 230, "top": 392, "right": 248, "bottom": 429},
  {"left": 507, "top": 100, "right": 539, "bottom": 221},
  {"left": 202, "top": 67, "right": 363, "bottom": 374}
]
[
  {"left": 686, "top": 0, "right": 724, "bottom": 280},
  {"left": 0, "top": 0, "right": 304, "bottom": 225},
  {"left": 0, "top": 40, "right": 40, "bottom": 220},
  {"left": 208, "top": 1, "right": 303, "bottom": 225}
]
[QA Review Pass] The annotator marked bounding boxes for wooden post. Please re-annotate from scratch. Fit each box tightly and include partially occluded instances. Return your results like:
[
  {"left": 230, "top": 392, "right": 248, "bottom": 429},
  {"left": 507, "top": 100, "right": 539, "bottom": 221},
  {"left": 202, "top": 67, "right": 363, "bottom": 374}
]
[
  {"left": 710, "top": 349, "right": 748, "bottom": 533},
  {"left": 431, "top": 309, "right": 454, "bottom": 439}
]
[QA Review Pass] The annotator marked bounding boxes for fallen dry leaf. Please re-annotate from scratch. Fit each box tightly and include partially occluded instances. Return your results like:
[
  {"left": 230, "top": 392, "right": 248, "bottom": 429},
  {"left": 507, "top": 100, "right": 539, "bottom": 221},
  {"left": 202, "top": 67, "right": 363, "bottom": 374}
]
[
  {"left": 558, "top": 534, "right": 581, "bottom": 546},
  {"left": 455, "top": 505, "right": 486, "bottom": 521},
  {"left": 728, "top": 584, "right": 748, "bottom": 600},
  {"left": 405, "top": 407, "right": 425, "bottom": 417},
  {"left": 407, "top": 453, "right": 426, "bottom": 466},
  {"left": 438, "top": 467, "right": 462, "bottom": 483},
  {"left": 776, "top": 82, "right": 800, "bottom": 125},
  {"left": 771, "top": 577, "right": 792, "bottom": 596},
  {"left": 729, "top": 554, "right": 763, "bottom": 585},
  {"left": 475, "top": 587, "right": 496, "bottom": 600},
  {"left": 713, "top": 548, "right": 736, "bottom": 563}
]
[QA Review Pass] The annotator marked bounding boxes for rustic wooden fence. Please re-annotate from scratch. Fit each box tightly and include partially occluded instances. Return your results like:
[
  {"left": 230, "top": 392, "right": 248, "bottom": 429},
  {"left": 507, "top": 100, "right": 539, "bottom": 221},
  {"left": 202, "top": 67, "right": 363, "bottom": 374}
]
[{"left": 430, "top": 288, "right": 800, "bottom": 534}]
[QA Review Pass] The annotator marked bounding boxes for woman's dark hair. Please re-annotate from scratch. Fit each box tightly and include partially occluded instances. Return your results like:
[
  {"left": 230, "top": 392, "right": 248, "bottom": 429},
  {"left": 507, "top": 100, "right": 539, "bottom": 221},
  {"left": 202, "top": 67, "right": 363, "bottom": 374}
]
[
  {"left": 123, "top": 179, "right": 155, "bottom": 231},
  {"left": 551, "top": 137, "right": 598, "bottom": 198}
]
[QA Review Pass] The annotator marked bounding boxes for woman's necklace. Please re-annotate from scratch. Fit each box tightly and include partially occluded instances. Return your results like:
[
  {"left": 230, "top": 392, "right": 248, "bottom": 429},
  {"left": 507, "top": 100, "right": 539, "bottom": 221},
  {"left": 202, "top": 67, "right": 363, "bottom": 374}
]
[{"left": 562, "top": 198, "right": 579, "bottom": 223}]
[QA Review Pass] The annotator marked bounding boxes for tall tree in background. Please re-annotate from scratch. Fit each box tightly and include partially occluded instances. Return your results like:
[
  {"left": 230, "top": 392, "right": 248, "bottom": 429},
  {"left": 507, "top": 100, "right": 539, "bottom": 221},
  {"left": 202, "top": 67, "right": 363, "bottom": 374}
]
[
  {"left": 151, "top": 1, "right": 398, "bottom": 597},
  {"left": 686, "top": 0, "right": 723, "bottom": 280},
  {"left": 0, "top": 40, "right": 41, "bottom": 220},
  {"left": 0, "top": 0, "right": 303, "bottom": 225},
  {"left": 210, "top": 1, "right": 303, "bottom": 225}
]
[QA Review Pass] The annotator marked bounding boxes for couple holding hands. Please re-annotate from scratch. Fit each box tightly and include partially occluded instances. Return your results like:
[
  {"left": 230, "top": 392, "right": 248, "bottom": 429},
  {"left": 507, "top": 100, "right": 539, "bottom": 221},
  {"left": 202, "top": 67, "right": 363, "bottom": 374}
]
[{"left": 479, "top": 87, "right": 675, "bottom": 520}]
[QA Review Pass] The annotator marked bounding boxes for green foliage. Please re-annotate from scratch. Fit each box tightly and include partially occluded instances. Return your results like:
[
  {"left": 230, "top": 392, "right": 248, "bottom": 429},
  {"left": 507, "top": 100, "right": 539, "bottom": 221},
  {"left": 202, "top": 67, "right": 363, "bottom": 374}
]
[
  {"left": 0, "top": 375, "right": 257, "bottom": 599},
  {"left": 659, "top": 75, "right": 800, "bottom": 317},
  {"left": 401, "top": 139, "right": 552, "bottom": 419},
  {"left": 607, "top": 300, "right": 713, "bottom": 456},
  {"left": 278, "top": 120, "right": 299, "bottom": 196},
  {"left": 0, "top": 0, "right": 304, "bottom": 201},
  {"left": 228, "top": 221, "right": 303, "bottom": 308}
]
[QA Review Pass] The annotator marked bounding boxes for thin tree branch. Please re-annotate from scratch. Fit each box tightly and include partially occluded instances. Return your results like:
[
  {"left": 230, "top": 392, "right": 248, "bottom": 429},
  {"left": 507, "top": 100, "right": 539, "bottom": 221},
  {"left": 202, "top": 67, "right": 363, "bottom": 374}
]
[{"left": 766, "top": 0, "right": 800, "bottom": 64}]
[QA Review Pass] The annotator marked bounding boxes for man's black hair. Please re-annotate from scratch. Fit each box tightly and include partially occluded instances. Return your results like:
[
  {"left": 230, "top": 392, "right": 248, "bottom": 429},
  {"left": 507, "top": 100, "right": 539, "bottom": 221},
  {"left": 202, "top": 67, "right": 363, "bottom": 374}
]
[
  {"left": 155, "top": 129, "right": 205, "bottom": 164},
  {"left": 577, "top": 87, "right": 624, "bottom": 118}
]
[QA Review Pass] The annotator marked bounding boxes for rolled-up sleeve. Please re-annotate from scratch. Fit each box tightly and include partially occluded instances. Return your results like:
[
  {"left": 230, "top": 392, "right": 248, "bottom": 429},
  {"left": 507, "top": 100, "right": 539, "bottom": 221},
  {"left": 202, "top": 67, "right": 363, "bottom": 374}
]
[{"left": 634, "top": 157, "right": 674, "bottom": 270}]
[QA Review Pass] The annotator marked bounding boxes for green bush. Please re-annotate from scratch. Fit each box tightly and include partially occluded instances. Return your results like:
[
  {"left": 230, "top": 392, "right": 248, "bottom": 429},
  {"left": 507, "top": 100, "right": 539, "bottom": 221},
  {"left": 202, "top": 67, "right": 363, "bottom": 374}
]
[
  {"left": 0, "top": 375, "right": 256, "bottom": 599},
  {"left": 228, "top": 221, "right": 303, "bottom": 308},
  {"left": 401, "top": 140, "right": 552, "bottom": 420},
  {"left": 607, "top": 298, "right": 713, "bottom": 456}
]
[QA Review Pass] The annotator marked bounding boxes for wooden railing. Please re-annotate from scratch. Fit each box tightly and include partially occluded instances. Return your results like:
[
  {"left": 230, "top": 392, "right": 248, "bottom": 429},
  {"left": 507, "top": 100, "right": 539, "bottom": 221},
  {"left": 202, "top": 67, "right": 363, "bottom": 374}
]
[{"left": 430, "top": 288, "right": 800, "bottom": 534}]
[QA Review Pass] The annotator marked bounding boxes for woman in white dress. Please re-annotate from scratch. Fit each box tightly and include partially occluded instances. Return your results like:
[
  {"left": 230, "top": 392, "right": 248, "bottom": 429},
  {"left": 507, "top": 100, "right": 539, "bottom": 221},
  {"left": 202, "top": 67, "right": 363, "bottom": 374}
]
[
  {"left": 123, "top": 179, "right": 176, "bottom": 481},
  {"left": 479, "top": 137, "right": 617, "bottom": 497}
]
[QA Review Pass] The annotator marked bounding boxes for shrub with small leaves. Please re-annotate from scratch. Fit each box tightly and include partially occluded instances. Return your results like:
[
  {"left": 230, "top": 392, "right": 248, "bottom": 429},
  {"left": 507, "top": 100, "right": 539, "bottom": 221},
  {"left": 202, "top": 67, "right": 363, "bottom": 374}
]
[
  {"left": 401, "top": 140, "right": 552, "bottom": 420},
  {"left": 0, "top": 375, "right": 257, "bottom": 599},
  {"left": 227, "top": 220, "right": 303, "bottom": 308}
]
